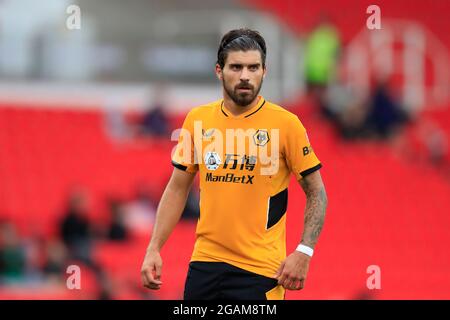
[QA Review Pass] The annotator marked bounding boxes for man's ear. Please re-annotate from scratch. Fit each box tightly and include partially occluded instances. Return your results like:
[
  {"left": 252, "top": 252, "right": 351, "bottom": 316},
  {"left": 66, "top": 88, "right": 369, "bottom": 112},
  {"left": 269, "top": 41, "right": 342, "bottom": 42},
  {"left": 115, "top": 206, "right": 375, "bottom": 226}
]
[
  {"left": 215, "top": 64, "right": 223, "bottom": 80},
  {"left": 263, "top": 65, "right": 267, "bottom": 78}
]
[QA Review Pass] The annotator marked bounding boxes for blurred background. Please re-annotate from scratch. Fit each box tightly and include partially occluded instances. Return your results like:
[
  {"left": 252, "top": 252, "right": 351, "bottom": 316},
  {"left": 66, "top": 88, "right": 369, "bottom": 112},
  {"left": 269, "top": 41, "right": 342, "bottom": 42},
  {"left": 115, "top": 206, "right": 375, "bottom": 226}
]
[{"left": 0, "top": 0, "right": 449, "bottom": 299}]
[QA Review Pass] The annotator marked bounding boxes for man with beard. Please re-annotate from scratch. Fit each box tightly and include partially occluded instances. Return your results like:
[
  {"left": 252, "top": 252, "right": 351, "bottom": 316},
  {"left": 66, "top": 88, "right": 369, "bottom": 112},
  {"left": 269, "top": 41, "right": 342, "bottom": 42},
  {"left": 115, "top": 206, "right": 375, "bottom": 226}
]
[{"left": 141, "top": 29, "right": 328, "bottom": 300}]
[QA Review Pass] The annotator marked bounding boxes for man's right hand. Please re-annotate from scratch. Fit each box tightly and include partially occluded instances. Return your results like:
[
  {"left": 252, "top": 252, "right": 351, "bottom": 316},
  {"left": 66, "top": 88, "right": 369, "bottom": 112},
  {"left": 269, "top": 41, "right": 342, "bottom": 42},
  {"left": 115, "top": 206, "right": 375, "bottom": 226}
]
[{"left": 141, "top": 249, "right": 163, "bottom": 290}]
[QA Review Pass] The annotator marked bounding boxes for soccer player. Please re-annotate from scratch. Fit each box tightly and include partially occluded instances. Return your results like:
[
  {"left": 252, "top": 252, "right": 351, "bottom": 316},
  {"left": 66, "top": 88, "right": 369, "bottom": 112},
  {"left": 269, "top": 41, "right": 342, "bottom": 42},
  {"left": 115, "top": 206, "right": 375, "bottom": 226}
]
[{"left": 141, "top": 28, "right": 328, "bottom": 300}]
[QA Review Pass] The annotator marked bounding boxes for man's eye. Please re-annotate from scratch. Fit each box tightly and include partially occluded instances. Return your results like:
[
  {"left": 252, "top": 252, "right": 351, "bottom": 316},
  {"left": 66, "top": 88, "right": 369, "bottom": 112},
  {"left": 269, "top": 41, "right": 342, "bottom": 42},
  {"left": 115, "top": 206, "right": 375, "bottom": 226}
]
[
  {"left": 249, "top": 66, "right": 258, "bottom": 71},
  {"left": 231, "top": 65, "right": 241, "bottom": 70}
]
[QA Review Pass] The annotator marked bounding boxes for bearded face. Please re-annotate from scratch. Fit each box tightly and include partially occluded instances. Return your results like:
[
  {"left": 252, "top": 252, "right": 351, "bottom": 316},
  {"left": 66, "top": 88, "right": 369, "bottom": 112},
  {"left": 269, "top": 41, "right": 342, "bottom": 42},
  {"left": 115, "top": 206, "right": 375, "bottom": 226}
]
[{"left": 218, "top": 50, "right": 265, "bottom": 107}]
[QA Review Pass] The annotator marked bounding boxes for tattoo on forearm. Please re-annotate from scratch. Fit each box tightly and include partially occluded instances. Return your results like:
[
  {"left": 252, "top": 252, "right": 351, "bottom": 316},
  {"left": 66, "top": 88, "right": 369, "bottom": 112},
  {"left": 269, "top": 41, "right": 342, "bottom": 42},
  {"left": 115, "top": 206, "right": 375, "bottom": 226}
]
[{"left": 300, "top": 177, "right": 328, "bottom": 248}]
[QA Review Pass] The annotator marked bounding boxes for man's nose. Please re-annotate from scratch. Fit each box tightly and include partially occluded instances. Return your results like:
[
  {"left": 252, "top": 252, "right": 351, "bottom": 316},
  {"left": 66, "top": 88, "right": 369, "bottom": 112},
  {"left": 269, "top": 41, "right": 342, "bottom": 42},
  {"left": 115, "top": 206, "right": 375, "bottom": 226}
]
[{"left": 240, "top": 67, "right": 250, "bottom": 81}]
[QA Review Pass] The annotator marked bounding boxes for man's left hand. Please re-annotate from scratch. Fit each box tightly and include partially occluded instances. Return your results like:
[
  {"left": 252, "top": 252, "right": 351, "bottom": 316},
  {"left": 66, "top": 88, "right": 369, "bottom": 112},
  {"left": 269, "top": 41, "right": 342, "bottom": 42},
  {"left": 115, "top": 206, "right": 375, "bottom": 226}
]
[{"left": 273, "top": 251, "right": 311, "bottom": 290}]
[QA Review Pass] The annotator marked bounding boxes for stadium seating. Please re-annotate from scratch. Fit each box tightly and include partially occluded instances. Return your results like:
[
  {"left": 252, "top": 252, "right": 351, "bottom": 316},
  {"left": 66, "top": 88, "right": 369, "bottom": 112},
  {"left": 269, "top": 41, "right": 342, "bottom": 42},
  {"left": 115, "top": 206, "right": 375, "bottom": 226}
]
[{"left": 0, "top": 102, "right": 449, "bottom": 299}]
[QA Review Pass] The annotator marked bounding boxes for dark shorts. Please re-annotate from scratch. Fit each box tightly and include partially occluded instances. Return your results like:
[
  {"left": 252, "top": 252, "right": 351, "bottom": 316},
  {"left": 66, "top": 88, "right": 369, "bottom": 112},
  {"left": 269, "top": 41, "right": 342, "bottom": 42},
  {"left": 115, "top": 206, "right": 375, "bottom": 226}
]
[{"left": 184, "top": 261, "right": 283, "bottom": 300}]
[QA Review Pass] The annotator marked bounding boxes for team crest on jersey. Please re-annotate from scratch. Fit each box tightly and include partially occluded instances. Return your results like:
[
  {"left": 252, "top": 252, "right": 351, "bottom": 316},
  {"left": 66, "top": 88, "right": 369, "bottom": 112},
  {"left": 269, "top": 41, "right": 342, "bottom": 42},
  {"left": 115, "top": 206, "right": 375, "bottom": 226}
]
[
  {"left": 204, "top": 152, "right": 221, "bottom": 170},
  {"left": 253, "top": 129, "right": 270, "bottom": 146}
]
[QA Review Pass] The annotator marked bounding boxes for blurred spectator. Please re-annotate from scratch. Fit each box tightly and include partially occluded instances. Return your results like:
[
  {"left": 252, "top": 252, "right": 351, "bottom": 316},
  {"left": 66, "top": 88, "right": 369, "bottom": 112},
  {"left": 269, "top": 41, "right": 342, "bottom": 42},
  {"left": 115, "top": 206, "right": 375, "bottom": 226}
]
[
  {"left": 328, "top": 78, "right": 411, "bottom": 142},
  {"left": 353, "top": 289, "right": 376, "bottom": 300},
  {"left": 106, "top": 198, "right": 128, "bottom": 241},
  {"left": 0, "top": 222, "right": 26, "bottom": 281},
  {"left": 304, "top": 13, "right": 341, "bottom": 118},
  {"left": 417, "top": 120, "right": 449, "bottom": 166},
  {"left": 138, "top": 85, "right": 170, "bottom": 137},
  {"left": 97, "top": 271, "right": 115, "bottom": 300},
  {"left": 366, "top": 79, "right": 410, "bottom": 140},
  {"left": 22, "top": 234, "right": 47, "bottom": 281},
  {"left": 42, "top": 240, "right": 68, "bottom": 282},
  {"left": 140, "top": 105, "right": 170, "bottom": 137},
  {"left": 104, "top": 108, "right": 132, "bottom": 143},
  {"left": 325, "top": 83, "right": 371, "bottom": 140},
  {"left": 123, "top": 183, "right": 157, "bottom": 235},
  {"left": 59, "top": 189, "right": 95, "bottom": 265}
]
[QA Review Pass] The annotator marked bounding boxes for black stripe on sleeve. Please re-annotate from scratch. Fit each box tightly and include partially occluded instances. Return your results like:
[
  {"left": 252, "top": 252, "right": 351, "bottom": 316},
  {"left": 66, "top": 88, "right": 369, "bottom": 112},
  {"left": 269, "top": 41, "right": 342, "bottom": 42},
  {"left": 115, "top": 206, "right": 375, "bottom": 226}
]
[
  {"left": 171, "top": 160, "right": 188, "bottom": 171},
  {"left": 300, "top": 163, "right": 322, "bottom": 178},
  {"left": 266, "top": 188, "right": 288, "bottom": 229}
]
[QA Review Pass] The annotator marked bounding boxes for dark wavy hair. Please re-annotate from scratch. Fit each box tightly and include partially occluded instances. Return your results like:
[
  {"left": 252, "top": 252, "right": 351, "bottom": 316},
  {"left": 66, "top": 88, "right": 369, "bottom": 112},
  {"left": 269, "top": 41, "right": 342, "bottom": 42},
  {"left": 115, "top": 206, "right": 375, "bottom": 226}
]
[{"left": 217, "top": 28, "right": 267, "bottom": 69}]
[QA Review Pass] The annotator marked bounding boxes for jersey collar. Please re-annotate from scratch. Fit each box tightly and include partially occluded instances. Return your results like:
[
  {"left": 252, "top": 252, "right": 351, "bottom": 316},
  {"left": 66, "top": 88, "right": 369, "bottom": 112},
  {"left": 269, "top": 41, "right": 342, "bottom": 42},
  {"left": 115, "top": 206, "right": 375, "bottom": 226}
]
[{"left": 220, "top": 96, "right": 266, "bottom": 119}]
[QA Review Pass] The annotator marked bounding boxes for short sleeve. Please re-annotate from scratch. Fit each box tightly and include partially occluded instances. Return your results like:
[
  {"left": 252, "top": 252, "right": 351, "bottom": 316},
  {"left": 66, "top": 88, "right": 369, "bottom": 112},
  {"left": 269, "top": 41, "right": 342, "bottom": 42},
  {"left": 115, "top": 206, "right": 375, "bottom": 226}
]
[
  {"left": 171, "top": 110, "right": 199, "bottom": 173},
  {"left": 284, "top": 116, "right": 322, "bottom": 180}
]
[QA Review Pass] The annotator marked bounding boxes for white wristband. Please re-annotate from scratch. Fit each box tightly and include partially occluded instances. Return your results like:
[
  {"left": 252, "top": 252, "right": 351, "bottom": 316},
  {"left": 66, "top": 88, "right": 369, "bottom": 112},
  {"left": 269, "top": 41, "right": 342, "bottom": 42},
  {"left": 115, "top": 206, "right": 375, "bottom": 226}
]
[{"left": 296, "top": 244, "right": 314, "bottom": 257}]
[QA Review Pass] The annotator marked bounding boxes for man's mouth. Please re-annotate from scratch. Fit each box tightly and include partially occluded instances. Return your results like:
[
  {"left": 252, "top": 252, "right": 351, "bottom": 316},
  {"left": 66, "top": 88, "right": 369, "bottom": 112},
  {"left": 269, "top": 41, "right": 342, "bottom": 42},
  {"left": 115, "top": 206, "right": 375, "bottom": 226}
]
[{"left": 237, "top": 87, "right": 252, "bottom": 92}]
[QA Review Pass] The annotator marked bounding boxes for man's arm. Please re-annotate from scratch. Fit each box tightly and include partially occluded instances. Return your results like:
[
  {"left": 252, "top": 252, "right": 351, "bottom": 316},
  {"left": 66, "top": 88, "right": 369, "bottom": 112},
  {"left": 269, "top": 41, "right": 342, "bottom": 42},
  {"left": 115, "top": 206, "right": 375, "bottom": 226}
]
[
  {"left": 299, "top": 170, "right": 328, "bottom": 249},
  {"left": 141, "top": 168, "right": 196, "bottom": 290},
  {"left": 274, "top": 170, "right": 327, "bottom": 290}
]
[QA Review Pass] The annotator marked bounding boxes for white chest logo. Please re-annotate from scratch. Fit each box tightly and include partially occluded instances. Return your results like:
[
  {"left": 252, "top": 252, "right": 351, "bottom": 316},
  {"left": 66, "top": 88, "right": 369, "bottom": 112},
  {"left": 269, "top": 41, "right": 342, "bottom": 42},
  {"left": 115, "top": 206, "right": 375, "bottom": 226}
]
[{"left": 204, "top": 152, "right": 221, "bottom": 170}]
